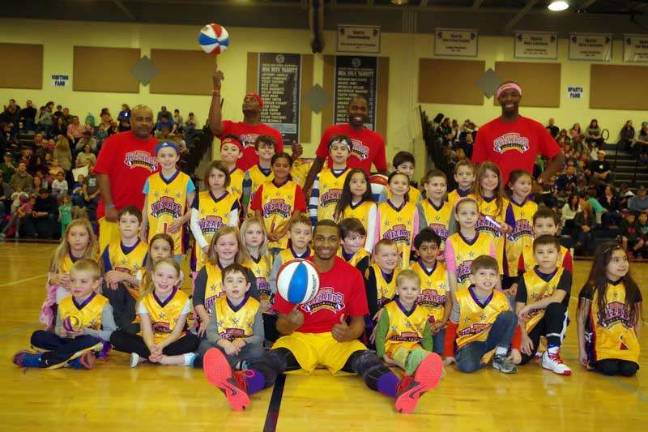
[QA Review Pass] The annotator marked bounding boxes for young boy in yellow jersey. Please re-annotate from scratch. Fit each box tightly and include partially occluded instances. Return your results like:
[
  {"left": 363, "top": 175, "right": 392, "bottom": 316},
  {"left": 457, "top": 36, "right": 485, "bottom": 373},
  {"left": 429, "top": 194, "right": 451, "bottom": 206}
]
[
  {"left": 219, "top": 136, "right": 247, "bottom": 202},
  {"left": 142, "top": 141, "right": 195, "bottom": 258},
  {"left": 247, "top": 135, "right": 276, "bottom": 211},
  {"left": 14, "top": 259, "right": 115, "bottom": 369},
  {"left": 101, "top": 206, "right": 148, "bottom": 333},
  {"left": 447, "top": 160, "right": 476, "bottom": 209},
  {"left": 365, "top": 239, "right": 400, "bottom": 318},
  {"left": 418, "top": 169, "right": 452, "bottom": 245},
  {"left": 375, "top": 270, "right": 443, "bottom": 376},
  {"left": 390, "top": 151, "right": 421, "bottom": 204},
  {"left": 337, "top": 217, "right": 370, "bottom": 274},
  {"left": 194, "top": 264, "right": 265, "bottom": 369},
  {"left": 518, "top": 207, "right": 573, "bottom": 274},
  {"left": 444, "top": 255, "right": 520, "bottom": 374},
  {"left": 515, "top": 235, "right": 572, "bottom": 375},
  {"left": 411, "top": 228, "right": 451, "bottom": 355},
  {"left": 308, "top": 136, "right": 351, "bottom": 225}
]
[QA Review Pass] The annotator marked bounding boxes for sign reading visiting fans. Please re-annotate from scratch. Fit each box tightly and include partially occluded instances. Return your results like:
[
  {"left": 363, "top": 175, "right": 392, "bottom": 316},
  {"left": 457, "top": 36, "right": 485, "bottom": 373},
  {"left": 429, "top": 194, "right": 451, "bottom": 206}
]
[
  {"left": 257, "top": 53, "right": 301, "bottom": 145},
  {"left": 623, "top": 35, "right": 648, "bottom": 63},
  {"left": 334, "top": 56, "right": 377, "bottom": 130},
  {"left": 434, "top": 28, "right": 478, "bottom": 57},
  {"left": 568, "top": 33, "right": 612, "bottom": 61},
  {"left": 337, "top": 25, "right": 381, "bottom": 54},
  {"left": 514, "top": 32, "right": 558, "bottom": 59}
]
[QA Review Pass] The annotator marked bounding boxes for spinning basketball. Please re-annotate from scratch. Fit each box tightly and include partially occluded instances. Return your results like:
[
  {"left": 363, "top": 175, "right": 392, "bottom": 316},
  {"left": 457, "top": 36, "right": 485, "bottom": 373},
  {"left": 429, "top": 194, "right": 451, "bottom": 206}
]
[
  {"left": 276, "top": 259, "right": 320, "bottom": 304},
  {"left": 198, "top": 23, "right": 230, "bottom": 55}
]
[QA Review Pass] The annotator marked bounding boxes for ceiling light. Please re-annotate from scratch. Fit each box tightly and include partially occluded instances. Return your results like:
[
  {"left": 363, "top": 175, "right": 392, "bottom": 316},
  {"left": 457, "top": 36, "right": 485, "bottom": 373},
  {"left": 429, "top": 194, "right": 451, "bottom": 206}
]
[
  {"left": 548, "top": 1, "right": 569, "bottom": 11},
  {"left": 391, "top": 0, "right": 409, "bottom": 5}
]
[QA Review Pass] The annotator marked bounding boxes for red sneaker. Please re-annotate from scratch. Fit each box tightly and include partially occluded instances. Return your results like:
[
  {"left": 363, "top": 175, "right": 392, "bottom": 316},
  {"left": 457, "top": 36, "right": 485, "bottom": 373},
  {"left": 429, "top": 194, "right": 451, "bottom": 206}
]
[
  {"left": 203, "top": 348, "right": 250, "bottom": 411},
  {"left": 394, "top": 353, "right": 443, "bottom": 414}
]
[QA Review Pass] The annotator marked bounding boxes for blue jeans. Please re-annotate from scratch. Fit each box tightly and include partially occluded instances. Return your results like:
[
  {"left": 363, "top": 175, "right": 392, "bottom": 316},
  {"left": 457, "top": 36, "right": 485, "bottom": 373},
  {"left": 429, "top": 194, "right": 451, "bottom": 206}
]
[
  {"left": 31, "top": 330, "right": 101, "bottom": 367},
  {"left": 455, "top": 311, "right": 517, "bottom": 373},
  {"left": 432, "top": 327, "right": 445, "bottom": 355}
]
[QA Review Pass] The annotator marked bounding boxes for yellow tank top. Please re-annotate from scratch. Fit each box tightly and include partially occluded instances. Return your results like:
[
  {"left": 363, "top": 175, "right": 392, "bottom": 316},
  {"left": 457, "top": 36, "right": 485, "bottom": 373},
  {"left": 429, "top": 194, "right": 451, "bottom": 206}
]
[
  {"left": 58, "top": 292, "right": 108, "bottom": 331},
  {"left": 140, "top": 288, "right": 189, "bottom": 343},
  {"left": 316, "top": 168, "right": 350, "bottom": 222},
  {"left": 410, "top": 260, "right": 449, "bottom": 324},
  {"left": 368, "top": 263, "right": 399, "bottom": 308},
  {"left": 476, "top": 195, "right": 509, "bottom": 264},
  {"left": 383, "top": 300, "right": 430, "bottom": 356},
  {"left": 215, "top": 295, "right": 260, "bottom": 340},
  {"left": 446, "top": 232, "right": 494, "bottom": 290},
  {"left": 105, "top": 240, "right": 148, "bottom": 276},
  {"left": 228, "top": 167, "right": 246, "bottom": 200},
  {"left": 504, "top": 199, "right": 537, "bottom": 277},
  {"left": 203, "top": 262, "right": 224, "bottom": 315},
  {"left": 419, "top": 198, "right": 452, "bottom": 242},
  {"left": 378, "top": 199, "right": 417, "bottom": 268},
  {"left": 259, "top": 180, "right": 300, "bottom": 249},
  {"left": 339, "top": 200, "right": 375, "bottom": 230},
  {"left": 522, "top": 267, "right": 565, "bottom": 332},
  {"left": 146, "top": 171, "right": 192, "bottom": 255},
  {"left": 243, "top": 255, "right": 272, "bottom": 302},
  {"left": 338, "top": 248, "right": 370, "bottom": 267},
  {"left": 455, "top": 287, "right": 510, "bottom": 349},
  {"left": 194, "top": 190, "right": 239, "bottom": 269}
]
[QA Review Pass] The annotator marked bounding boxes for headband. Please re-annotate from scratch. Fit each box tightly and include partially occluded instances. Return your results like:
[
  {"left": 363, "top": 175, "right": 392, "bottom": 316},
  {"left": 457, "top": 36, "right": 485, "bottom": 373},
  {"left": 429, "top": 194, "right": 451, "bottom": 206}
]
[
  {"left": 496, "top": 83, "right": 522, "bottom": 99},
  {"left": 155, "top": 140, "right": 178, "bottom": 155},
  {"left": 221, "top": 136, "right": 243, "bottom": 152},
  {"left": 245, "top": 92, "right": 264, "bottom": 109},
  {"left": 328, "top": 136, "right": 351, "bottom": 151}
]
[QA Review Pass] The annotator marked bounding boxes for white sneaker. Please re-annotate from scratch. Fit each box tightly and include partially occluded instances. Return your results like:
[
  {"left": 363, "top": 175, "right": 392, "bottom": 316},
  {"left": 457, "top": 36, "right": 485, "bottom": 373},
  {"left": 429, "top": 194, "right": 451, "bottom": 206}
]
[
  {"left": 541, "top": 350, "right": 572, "bottom": 376},
  {"left": 130, "top": 352, "right": 140, "bottom": 368}
]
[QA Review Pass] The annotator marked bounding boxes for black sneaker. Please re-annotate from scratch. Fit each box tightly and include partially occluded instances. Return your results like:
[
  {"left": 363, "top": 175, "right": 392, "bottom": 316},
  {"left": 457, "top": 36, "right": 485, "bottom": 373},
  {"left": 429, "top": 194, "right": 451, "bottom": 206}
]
[{"left": 492, "top": 354, "right": 517, "bottom": 374}]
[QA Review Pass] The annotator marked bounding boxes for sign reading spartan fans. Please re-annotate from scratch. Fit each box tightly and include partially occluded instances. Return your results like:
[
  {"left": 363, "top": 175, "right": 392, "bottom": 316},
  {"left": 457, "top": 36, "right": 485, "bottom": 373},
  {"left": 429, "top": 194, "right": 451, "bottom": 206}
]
[
  {"left": 624, "top": 35, "right": 648, "bottom": 63},
  {"left": 334, "top": 56, "right": 377, "bottom": 130},
  {"left": 514, "top": 32, "right": 558, "bottom": 60},
  {"left": 434, "top": 28, "right": 478, "bottom": 57},
  {"left": 569, "top": 33, "right": 612, "bottom": 61}
]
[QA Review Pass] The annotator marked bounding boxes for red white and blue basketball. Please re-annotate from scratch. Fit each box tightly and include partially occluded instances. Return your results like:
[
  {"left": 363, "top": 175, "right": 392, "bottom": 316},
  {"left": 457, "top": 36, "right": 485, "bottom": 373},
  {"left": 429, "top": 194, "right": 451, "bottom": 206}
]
[
  {"left": 198, "top": 23, "right": 230, "bottom": 55},
  {"left": 276, "top": 259, "right": 320, "bottom": 304}
]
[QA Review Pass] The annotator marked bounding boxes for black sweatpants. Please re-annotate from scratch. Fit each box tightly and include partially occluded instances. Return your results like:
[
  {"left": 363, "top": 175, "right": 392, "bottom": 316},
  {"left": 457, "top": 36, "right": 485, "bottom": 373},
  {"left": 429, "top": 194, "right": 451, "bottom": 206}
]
[
  {"left": 102, "top": 282, "right": 139, "bottom": 334},
  {"left": 110, "top": 330, "right": 200, "bottom": 358},
  {"left": 594, "top": 359, "right": 639, "bottom": 377},
  {"left": 31, "top": 330, "right": 102, "bottom": 367},
  {"left": 520, "top": 302, "right": 568, "bottom": 365}
]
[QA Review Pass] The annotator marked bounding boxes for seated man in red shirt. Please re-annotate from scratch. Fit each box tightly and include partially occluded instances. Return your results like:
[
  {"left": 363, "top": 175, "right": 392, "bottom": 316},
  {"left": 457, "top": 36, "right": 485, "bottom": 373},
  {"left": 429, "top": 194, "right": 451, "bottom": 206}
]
[{"left": 202, "top": 220, "right": 443, "bottom": 414}]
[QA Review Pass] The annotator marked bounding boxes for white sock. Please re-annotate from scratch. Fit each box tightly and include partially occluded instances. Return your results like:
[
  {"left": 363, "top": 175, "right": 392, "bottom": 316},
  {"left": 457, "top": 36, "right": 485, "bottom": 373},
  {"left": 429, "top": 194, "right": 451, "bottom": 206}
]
[
  {"left": 495, "top": 346, "right": 508, "bottom": 356},
  {"left": 184, "top": 352, "right": 197, "bottom": 366}
]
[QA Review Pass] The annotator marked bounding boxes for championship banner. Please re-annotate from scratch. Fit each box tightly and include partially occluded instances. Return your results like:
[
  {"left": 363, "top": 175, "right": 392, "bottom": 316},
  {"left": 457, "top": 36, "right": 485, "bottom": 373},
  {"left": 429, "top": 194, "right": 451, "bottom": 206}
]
[
  {"left": 434, "top": 28, "right": 478, "bottom": 57},
  {"left": 333, "top": 55, "right": 377, "bottom": 130},
  {"left": 514, "top": 32, "right": 558, "bottom": 60},
  {"left": 623, "top": 34, "right": 648, "bottom": 63},
  {"left": 568, "top": 33, "right": 612, "bottom": 61}
]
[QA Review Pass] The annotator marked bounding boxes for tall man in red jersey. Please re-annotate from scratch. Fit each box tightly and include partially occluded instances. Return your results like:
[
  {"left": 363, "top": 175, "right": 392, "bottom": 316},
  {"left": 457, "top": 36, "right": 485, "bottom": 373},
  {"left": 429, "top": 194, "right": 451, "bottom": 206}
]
[
  {"left": 95, "top": 105, "right": 158, "bottom": 250},
  {"left": 202, "top": 220, "right": 443, "bottom": 414},
  {"left": 472, "top": 82, "right": 564, "bottom": 185},
  {"left": 303, "top": 95, "right": 388, "bottom": 193},
  {"left": 208, "top": 69, "right": 284, "bottom": 170}
]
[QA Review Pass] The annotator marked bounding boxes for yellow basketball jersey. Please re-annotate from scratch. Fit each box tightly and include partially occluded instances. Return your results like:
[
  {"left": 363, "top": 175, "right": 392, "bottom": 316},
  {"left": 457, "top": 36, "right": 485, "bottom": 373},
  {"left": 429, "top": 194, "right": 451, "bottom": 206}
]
[
  {"left": 378, "top": 200, "right": 417, "bottom": 268},
  {"left": 228, "top": 167, "right": 246, "bottom": 200},
  {"left": 277, "top": 246, "right": 312, "bottom": 264},
  {"left": 522, "top": 267, "right": 566, "bottom": 332},
  {"left": 146, "top": 171, "right": 192, "bottom": 255},
  {"left": 419, "top": 199, "right": 452, "bottom": 242},
  {"left": 58, "top": 292, "right": 108, "bottom": 331},
  {"left": 520, "top": 243, "right": 569, "bottom": 273},
  {"left": 588, "top": 282, "right": 640, "bottom": 363},
  {"left": 259, "top": 180, "right": 299, "bottom": 249},
  {"left": 446, "top": 232, "right": 493, "bottom": 290},
  {"left": 290, "top": 159, "right": 313, "bottom": 187},
  {"left": 455, "top": 287, "right": 510, "bottom": 349},
  {"left": 316, "top": 168, "right": 350, "bottom": 222},
  {"left": 248, "top": 165, "right": 274, "bottom": 197},
  {"left": 505, "top": 199, "right": 538, "bottom": 277},
  {"left": 368, "top": 263, "right": 399, "bottom": 308},
  {"left": 105, "top": 240, "right": 148, "bottom": 276},
  {"left": 411, "top": 260, "right": 449, "bottom": 324},
  {"left": 447, "top": 189, "right": 475, "bottom": 209},
  {"left": 215, "top": 295, "right": 260, "bottom": 340},
  {"left": 476, "top": 195, "right": 509, "bottom": 263},
  {"left": 338, "top": 248, "right": 370, "bottom": 267},
  {"left": 140, "top": 288, "right": 189, "bottom": 343},
  {"left": 243, "top": 255, "right": 272, "bottom": 302},
  {"left": 194, "top": 190, "right": 239, "bottom": 269},
  {"left": 203, "top": 262, "right": 224, "bottom": 315},
  {"left": 383, "top": 300, "right": 430, "bottom": 356},
  {"left": 340, "top": 200, "right": 376, "bottom": 230}
]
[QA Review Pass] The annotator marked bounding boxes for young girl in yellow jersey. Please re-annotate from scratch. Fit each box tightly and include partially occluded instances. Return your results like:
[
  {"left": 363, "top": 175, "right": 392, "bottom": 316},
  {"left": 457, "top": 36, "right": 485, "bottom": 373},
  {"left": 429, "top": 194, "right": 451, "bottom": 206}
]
[
  {"left": 142, "top": 141, "right": 196, "bottom": 258},
  {"left": 447, "top": 160, "right": 476, "bottom": 209},
  {"left": 444, "top": 198, "right": 498, "bottom": 293},
  {"left": 578, "top": 243, "right": 642, "bottom": 377},
  {"left": 250, "top": 152, "right": 307, "bottom": 252},
  {"left": 308, "top": 136, "right": 351, "bottom": 225},
  {"left": 189, "top": 161, "right": 240, "bottom": 272},
  {"left": 110, "top": 258, "right": 200, "bottom": 367},
  {"left": 136, "top": 233, "right": 179, "bottom": 300},
  {"left": 375, "top": 172, "right": 419, "bottom": 268},
  {"left": 391, "top": 151, "right": 421, "bottom": 204},
  {"left": 334, "top": 168, "right": 377, "bottom": 252},
  {"left": 418, "top": 169, "right": 452, "bottom": 246},
  {"left": 40, "top": 218, "right": 99, "bottom": 330},
  {"left": 338, "top": 217, "right": 371, "bottom": 274}
]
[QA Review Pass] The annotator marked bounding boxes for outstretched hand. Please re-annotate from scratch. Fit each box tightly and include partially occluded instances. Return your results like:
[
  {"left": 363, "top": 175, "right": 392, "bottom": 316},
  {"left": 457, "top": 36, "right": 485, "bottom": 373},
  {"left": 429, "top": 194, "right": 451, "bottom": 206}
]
[{"left": 213, "top": 69, "right": 224, "bottom": 91}]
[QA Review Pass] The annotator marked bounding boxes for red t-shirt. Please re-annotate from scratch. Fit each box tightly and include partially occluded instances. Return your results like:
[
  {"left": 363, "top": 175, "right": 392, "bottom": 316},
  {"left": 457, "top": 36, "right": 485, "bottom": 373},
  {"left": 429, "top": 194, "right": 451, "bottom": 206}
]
[
  {"left": 273, "top": 256, "right": 369, "bottom": 333},
  {"left": 472, "top": 115, "right": 561, "bottom": 184},
  {"left": 249, "top": 181, "right": 307, "bottom": 213},
  {"left": 316, "top": 124, "right": 387, "bottom": 175},
  {"left": 94, "top": 131, "right": 158, "bottom": 218},
  {"left": 220, "top": 120, "right": 284, "bottom": 171}
]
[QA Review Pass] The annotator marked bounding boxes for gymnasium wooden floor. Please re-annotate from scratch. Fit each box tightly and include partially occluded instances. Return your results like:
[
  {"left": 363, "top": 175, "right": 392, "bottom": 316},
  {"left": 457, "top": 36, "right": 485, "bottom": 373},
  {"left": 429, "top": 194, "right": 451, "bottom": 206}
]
[{"left": 1, "top": 243, "right": 647, "bottom": 431}]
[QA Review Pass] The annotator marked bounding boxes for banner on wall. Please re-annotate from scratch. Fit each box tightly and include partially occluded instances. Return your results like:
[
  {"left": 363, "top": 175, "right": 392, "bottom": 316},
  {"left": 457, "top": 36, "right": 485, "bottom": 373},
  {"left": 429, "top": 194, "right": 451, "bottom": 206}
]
[
  {"left": 514, "top": 32, "right": 558, "bottom": 59},
  {"left": 257, "top": 53, "right": 301, "bottom": 145},
  {"left": 337, "top": 25, "right": 381, "bottom": 54},
  {"left": 434, "top": 28, "right": 478, "bottom": 57},
  {"left": 51, "top": 74, "right": 69, "bottom": 88},
  {"left": 567, "top": 86, "right": 584, "bottom": 99},
  {"left": 568, "top": 33, "right": 612, "bottom": 61},
  {"left": 623, "top": 34, "right": 648, "bottom": 63},
  {"left": 334, "top": 56, "right": 377, "bottom": 130}
]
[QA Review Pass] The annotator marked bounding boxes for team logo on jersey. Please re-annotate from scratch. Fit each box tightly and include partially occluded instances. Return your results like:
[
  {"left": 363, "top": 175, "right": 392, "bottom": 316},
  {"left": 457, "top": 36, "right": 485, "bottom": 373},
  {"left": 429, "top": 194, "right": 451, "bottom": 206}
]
[
  {"left": 429, "top": 224, "right": 449, "bottom": 241},
  {"left": 599, "top": 301, "right": 632, "bottom": 328},
  {"left": 507, "top": 219, "right": 533, "bottom": 241},
  {"left": 458, "top": 322, "right": 492, "bottom": 338},
  {"left": 418, "top": 289, "right": 447, "bottom": 307},
  {"left": 151, "top": 196, "right": 183, "bottom": 218},
  {"left": 199, "top": 215, "right": 224, "bottom": 233},
  {"left": 302, "top": 287, "right": 344, "bottom": 314},
  {"left": 220, "top": 327, "right": 245, "bottom": 341},
  {"left": 263, "top": 198, "right": 291, "bottom": 218},
  {"left": 456, "top": 261, "right": 473, "bottom": 283},
  {"left": 320, "top": 189, "right": 342, "bottom": 207},
  {"left": 390, "top": 331, "right": 421, "bottom": 343},
  {"left": 350, "top": 138, "right": 369, "bottom": 161},
  {"left": 152, "top": 321, "right": 172, "bottom": 334},
  {"left": 493, "top": 133, "right": 530, "bottom": 154},
  {"left": 383, "top": 224, "right": 411, "bottom": 243},
  {"left": 124, "top": 150, "right": 158, "bottom": 171},
  {"left": 476, "top": 216, "right": 502, "bottom": 236},
  {"left": 204, "top": 293, "right": 222, "bottom": 313}
]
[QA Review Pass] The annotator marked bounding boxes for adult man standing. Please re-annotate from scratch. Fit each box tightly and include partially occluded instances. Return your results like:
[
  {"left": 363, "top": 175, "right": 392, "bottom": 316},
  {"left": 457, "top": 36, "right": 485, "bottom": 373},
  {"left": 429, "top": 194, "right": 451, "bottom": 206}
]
[
  {"left": 208, "top": 69, "right": 284, "bottom": 170},
  {"left": 472, "top": 82, "right": 564, "bottom": 185},
  {"left": 95, "top": 105, "right": 158, "bottom": 250},
  {"left": 304, "top": 95, "right": 387, "bottom": 193}
]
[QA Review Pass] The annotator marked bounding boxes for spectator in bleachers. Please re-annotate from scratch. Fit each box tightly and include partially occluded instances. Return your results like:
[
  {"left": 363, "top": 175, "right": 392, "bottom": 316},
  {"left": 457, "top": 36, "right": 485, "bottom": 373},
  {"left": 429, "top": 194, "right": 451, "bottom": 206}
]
[
  {"left": 1, "top": 99, "right": 20, "bottom": 135},
  {"left": 635, "top": 122, "right": 648, "bottom": 164},
  {"left": 585, "top": 150, "right": 612, "bottom": 187},
  {"left": 117, "top": 104, "right": 130, "bottom": 124},
  {"left": 573, "top": 200, "right": 595, "bottom": 255},
  {"left": 598, "top": 184, "right": 622, "bottom": 225},
  {"left": 66, "top": 116, "right": 85, "bottom": 145},
  {"left": 21, "top": 188, "right": 58, "bottom": 239},
  {"left": 0, "top": 175, "right": 12, "bottom": 224},
  {"left": 184, "top": 112, "right": 197, "bottom": 130},
  {"left": 1, "top": 194, "right": 34, "bottom": 239},
  {"left": 51, "top": 171, "right": 68, "bottom": 198},
  {"left": 74, "top": 129, "right": 97, "bottom": 156},
  {"left": 620, "top": 210, "right": 644, "bottom": 259},
  {"left": 53, "top": 136, "right": 72, "bottom": 172},
  {"left": 10, "top": 162, "right": 33, "bottom": 194},
  {"left": 546, "top": 118, "right": 559, "bottom": 138},
  {"left": 48, "top": 159, "right": 64, "bottom": 178},
  {"left": 51, "top": 117, "right": 67, "bottom": 138},
  {"left": 35, "top": 106, "right": 52, "bottom": 133},
  {"left": 1, "top": 152, "right": 16, "bottom": 182},
  {"left": 618, "top": 120, "right": 635, "bottom": 151},
  {"left": 561, "top": 193, "right": 580, "bottom": 232},
  {"left": 629, "top": 185, "right": 648, "bottom": 213},
  {"left": 19, "top": 100, "right": 36, "bottom": 131},
  {"left": 82, "top": 169, "right": 100, "bottom": 221},
  {"left": 173, "top": 109, "right": 183, "bottom": 130},
  {"left": 75, "top": 143, "right": 96, "bottom": 168},
  {"left": 585, "top": 119, "right": 605, "bottom": 148}
]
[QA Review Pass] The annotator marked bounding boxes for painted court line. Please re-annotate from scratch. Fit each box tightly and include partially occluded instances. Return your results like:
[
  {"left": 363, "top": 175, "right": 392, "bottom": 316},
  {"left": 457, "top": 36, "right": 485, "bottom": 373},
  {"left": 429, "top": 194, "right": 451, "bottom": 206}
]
[
  {"left": 0, "top": 274, "right": 47, "bottom": 288},
  {"left": 263, "top": 374, "right": 286, "bottom": 432}
]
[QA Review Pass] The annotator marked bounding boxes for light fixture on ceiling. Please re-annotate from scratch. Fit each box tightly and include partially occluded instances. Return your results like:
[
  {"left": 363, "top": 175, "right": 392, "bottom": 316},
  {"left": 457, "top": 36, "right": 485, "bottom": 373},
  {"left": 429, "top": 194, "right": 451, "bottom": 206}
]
[
  {"left": 391, "top": 0, "right": 409, "bottom": 5},
  {"left": 547, "top": 1, "right": 570, "bottom": 11}
]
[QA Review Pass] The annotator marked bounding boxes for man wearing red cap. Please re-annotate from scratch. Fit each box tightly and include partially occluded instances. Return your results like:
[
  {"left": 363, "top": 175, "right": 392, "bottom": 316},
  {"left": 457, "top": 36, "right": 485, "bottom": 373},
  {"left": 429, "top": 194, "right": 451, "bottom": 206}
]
[
  {"left": 208, "top": 69, "right": 284, "bottom": 170},
  {"left": 472, "top": 81, "right": 564, "bottom": 185}
]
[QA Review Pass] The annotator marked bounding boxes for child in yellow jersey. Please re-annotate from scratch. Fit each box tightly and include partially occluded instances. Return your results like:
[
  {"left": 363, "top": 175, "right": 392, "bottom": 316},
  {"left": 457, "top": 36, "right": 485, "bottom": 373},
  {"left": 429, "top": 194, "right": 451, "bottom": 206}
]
[
  {"left": 136, "top": 233, "right": 185, "bottom": 300},
  {"left": 251, "top": 152, "right": 307, "bottom": 251},
  {"left": 189, "top": 161, "right": 240, "bottom": 272},
  {"left": 376, "top": 172, "right": 419, "bottom": 268},
  {"left": 338, "top": 217, "right": 370, "bottom": 274},
  {"left": 444, "top": 255, "right": 519, "bottom": 374},
  {"left": 412, "top": 229, "right": 451, "bottom": 355},
  {"left": 447, "top": 160, "right": 476, "bottom": 209},
  {"left": 15, "top": 260, "right": 114, "bottom": 369},
  {"left": 308, "top": 136, "right": 351, "bottom": 225},
  {"left": 518, "top": 207, "right": 573, "bottom": 274},
  {"left": 365, "top": 239, "right": 400, "bottom": 319},
  {"left": 578, "top": 243, "right": 642, "bottom": 377},
  {"left": 110, "top": 258, "right": 200, "bottom": 367},
  {"left": 333, "top": 168, "right": 377, "bottom": 251},
  {"left": 515, "top": 236, "right": 572, "bottom": 375},
  {"left": 375, "top": 270, "right": 443, "bottom": 376},
  {"left": 269, "top": 215, "right": 313, "bottom": 296},
  {"left": 445, "top": 198, "right": 498, "bottom": 293},
  {"left": 390, "top": 151, "right": 421, "bottom": 204},
  {"left": 418, "top": 169, "right": 452, "bottom": 246},
  {"left": 101, "top": 206, "right": 148, "bottom": 334},
  {"left": 195, "top": 264, "right": 265, "bottom": 369},
  {"left": 40, "top": 218, "right": 99, "bottom": 330},
  {"left": 142, "top": 141, "right": 195, "bottom": 258},
  {"left": 289, "top": 141, "right": 313, "bottom": 188},
  {"left": 247, "top": 135, "right": 276, "bottom": 211},
  {"left": 219, "top": 136, "right": 247, "bottom": 202}
]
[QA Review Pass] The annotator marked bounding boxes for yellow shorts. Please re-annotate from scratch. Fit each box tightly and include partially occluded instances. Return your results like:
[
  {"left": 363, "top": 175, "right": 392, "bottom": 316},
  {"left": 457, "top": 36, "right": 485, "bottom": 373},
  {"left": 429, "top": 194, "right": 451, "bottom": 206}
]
[
  {"left": 273, "top": 332, "right": 366, "bottom": 374},
  {"left": 98, "top": 218, "right": 121, "bottom": 252}
]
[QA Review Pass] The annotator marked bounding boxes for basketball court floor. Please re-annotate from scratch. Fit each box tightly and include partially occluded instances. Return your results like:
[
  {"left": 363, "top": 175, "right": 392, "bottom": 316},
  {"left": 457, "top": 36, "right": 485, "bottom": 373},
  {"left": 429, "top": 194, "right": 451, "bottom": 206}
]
[{"left": 1, "top": 242, "right": 647, "bottom": 431}]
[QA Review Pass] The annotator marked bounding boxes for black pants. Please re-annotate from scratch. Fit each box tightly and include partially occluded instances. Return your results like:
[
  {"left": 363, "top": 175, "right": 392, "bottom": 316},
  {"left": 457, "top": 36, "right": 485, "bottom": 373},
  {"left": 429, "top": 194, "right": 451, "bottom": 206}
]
[
  {"left": 31, "top": 330, "right": 101, "bottom": 367},
  {"left": 594, "top": 359, "right": 639, "bottom": 377},
  {"left": 262, "top": 314, "right": 279, "bottom": 343},
  {"left": 21, "top": 215, "right": 58, "bottom": 239},
  {"left": 102, "top": 282, "right": 139, "bottom": 334},
  {"left": 110, "top": 330, "right": 200, "bottom": 358},
  {"left": 520, "top": 302, "right": 568, "bottom": 365}
]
